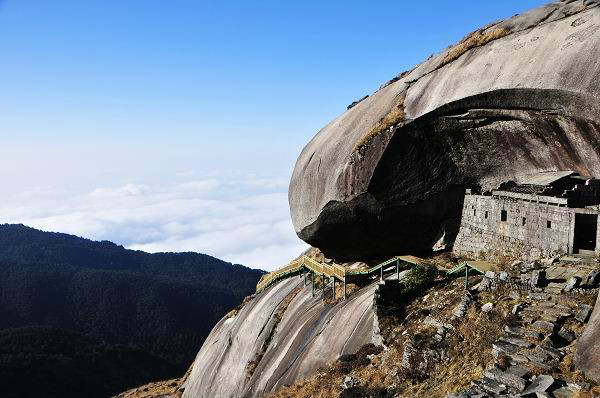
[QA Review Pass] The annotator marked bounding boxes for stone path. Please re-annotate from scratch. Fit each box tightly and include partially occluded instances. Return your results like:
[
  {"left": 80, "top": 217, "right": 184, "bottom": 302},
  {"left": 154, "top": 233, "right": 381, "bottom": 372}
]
[{"left": 448, "top": 292, "right": 594, "bottom": 398}]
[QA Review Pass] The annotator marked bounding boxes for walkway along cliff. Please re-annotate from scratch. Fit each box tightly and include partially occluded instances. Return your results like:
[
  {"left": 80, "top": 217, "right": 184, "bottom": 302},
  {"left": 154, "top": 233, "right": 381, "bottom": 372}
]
[{"left": 181, "top": 255, "right": 425, "bottom": 398}]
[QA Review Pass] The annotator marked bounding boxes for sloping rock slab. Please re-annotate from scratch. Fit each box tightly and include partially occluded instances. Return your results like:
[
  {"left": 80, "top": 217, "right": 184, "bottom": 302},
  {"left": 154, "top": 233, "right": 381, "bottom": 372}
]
[{"left": 182, "top": 278, "right": 379, "bottom": 398}]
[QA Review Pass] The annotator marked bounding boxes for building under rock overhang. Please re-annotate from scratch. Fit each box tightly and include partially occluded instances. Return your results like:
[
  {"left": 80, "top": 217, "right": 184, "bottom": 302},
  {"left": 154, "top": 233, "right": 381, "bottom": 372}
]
[{"left": 454, "top": 171, "right": 600, "bottom": 260}]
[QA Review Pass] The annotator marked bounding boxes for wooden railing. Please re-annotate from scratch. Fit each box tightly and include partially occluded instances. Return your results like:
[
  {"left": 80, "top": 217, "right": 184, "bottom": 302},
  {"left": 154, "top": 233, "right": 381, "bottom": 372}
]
[
  {"left": 256, "top": 254, "right": 424, "bottom": 294},
  {"left": 257, "top": 254, "right": 493, "bottom": 298}
]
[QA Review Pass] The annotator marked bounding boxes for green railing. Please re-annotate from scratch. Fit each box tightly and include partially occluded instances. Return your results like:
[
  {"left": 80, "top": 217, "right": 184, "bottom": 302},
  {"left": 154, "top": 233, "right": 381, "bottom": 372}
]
[
  {"left": 257, "top": 254, "right": 499, "bottom": 298},
  {"left": 256, "top": 254, "right": 425, "bottom": 298}
]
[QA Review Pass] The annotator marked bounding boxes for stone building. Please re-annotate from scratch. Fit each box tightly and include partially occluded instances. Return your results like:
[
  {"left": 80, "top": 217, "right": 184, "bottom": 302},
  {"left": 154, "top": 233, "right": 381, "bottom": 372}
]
[{"left": 454, "top": 171, "right": 600, "bottom": 260}]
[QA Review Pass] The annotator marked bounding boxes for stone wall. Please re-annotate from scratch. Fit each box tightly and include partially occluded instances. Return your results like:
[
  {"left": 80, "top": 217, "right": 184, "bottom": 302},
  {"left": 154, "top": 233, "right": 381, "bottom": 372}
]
[{"left": 454, "top": 192, "right": 575, "bottom": 260}]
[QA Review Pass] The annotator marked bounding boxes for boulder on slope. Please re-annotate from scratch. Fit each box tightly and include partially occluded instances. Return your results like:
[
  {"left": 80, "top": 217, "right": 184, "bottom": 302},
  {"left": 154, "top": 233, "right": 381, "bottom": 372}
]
[{"left": 289, "top": 0, "right": 600, "bottom": 261}]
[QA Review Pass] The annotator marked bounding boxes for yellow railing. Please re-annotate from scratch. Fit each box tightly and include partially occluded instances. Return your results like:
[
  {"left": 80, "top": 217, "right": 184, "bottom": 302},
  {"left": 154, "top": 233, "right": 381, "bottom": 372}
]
[
  {"left": 256, "top": 254, "right": 425, "bottom": 293},
  {"left": 257, "top": 256, "right": 346, "bottom": 293}
]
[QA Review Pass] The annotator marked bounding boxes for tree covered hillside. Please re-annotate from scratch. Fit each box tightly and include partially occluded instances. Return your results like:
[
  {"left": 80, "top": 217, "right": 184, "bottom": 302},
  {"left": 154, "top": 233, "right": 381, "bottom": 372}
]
[{"left": 0, "top": 224, "right": 263, "bottom": 398}]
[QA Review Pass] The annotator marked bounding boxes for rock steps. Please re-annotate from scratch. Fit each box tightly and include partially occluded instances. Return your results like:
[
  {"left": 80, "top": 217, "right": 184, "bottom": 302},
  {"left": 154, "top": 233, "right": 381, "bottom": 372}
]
[{"left": 450, "top": 292, "right": 593, "bottom": 398}]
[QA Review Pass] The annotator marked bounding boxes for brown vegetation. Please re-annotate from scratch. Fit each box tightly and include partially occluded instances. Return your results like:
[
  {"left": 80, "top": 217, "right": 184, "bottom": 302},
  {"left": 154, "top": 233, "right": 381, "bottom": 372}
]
[
  {"left": 442, "top": 27, "right": 511, "bottom": 66},
  {"left": 575, "top": 386, "right": 600, "bottom": 398},
  {"left": 353, "top": 93, "right": 406, "bottom": 154},
  {"left": 265, "top": 275, "right": 520, "bottom": 398},
  {"left": 114, "top": 379, "right": 182, "bottom": 398},
  {"left": 225, "top": 293, "right": 257, "bottom": 319},
  {"left": 115, "top": 364, "right": 194, "bottom": 398}
]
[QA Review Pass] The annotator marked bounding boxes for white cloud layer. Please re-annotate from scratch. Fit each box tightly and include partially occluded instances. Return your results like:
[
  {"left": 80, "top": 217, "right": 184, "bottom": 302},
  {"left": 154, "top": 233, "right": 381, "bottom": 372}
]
[{"left": 0, "top": 176, "right": 307, "bottom": 271}]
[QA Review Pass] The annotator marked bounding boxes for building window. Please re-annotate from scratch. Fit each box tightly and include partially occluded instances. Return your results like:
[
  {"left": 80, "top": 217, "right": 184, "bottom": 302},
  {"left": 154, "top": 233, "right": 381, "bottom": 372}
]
[
  {"left": 501, "top": 210, "right": 507, "bottom": 222},
  {"left": 522, "top": 217, "right": 527, "bottom": 226},
  {"left": 485, "top": 211, "right": 489, "bottom": 219},
  {"left": 547, "top": 220, "right": 552, "bottom": 229}
]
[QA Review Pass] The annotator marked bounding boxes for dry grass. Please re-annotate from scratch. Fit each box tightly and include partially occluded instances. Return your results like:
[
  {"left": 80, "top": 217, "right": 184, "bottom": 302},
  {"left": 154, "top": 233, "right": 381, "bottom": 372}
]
[
  {"left": 115, "top": 364, "right": 197, "bottom": 398},
  {"left": 442, "top": 27, "right": 510, "bottom": 66},
  {"left": 268, "top": 345, "right": 388, "bottom": 398},
  {"left": 392, "top": 305, "right": 507, "bottom": 398},
  {"left": 266, "top": 370, "right": 344, "bottom": 398},
  {"left": 114, "top": 379, "right": 182, "bottom": 398},
  {"left": 426, "top": 252, "right": 460, "bottom": 272},
  {"left": 224, "top": 293, "right": 256, "bottom": 319},
  {"left": 264, "top": 274, "right": 597, "bottom": 398},
  {"left": 324, "top": 281, "right": 360, "bottom": 304},
  {"left": 299, "top": 246, "right": 326, "bottom": 262},
  {"left": 353, "top": 93, "right": 406, "bottom": 154},
  {"left": 575, "top": 386, "right": 600, "bottom": 398}
]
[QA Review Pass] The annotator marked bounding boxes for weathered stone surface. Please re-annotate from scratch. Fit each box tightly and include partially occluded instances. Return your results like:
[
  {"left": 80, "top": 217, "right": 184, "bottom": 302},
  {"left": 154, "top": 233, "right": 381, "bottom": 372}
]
[
  {"left": 492, "top": 341, "right": 518, "bottom": 356},
  {"left": 501, "top": 366, "right": 529, "bottom": 392},
  {"left": 575, "top": 293, "right": 600, "bottom": 383},
  {"left": 182, "top": 278, "right": 379, "bottom": 398},
  {"left": 533, "top": 320, "right": 556, "bottom": 333},
  {"left": 512, "top": 303, "right": 525, "bottom": 315},
  {"left": 523, "top": 350, "right": 551, "bottom": 364},
  {"left": 341, "top": 376, "right": 357, "bottom": 390},
  {"left": 479, "top": 377, "right": 506, "bottom": 395},
  {"left": 585, "top": 270, "right": 600, "bottom": 286},
  {"left": 505, "top": 326, "right": 543, "bottom": 340},
  {"left": 484, "top": 366, "right": 528, "bottom": 392},
  {"left": 575, "top": 304, "right": 593, "bottom": 323},
  {"left": 531, "top": 270, "right": 545, "bottom": 288},
  {"left": 529, "top": 293, "right": 551, "bottom": 301},
  {"left": 499, "top": 336, "right": 534, "bottom": 349},
  {"left": 507, "top": 353, "right": 530, "bottom": 364},
  {"left": 557, "top": 327, "right": 576, "bottom": 344},
  {"left": 537, "top": 343, "right": 563, "bottom": 360},
  {"left": 289, "top": 0, "right": 600, "bottom": 260},
  {"left": 521, "top": 375, "right": 555, "bottom": 396},
  {"left": 552, "top": 386, "right": 579, "bottom": 398},
  {"left": 563, "top": 276, "right": 581, "bottom": 292}
]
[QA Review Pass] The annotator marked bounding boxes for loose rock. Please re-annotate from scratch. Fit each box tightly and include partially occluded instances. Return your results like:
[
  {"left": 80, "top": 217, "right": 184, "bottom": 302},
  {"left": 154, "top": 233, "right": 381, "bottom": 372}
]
[
  {"left": 481, "top": 303, "right": 494, "bottom": 313},
  {"left": 521, "top": 375, "right": 555, "bottom": 396}
]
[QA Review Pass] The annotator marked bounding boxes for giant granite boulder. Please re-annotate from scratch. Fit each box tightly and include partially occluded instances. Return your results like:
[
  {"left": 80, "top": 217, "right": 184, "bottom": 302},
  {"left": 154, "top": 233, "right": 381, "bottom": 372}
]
[{"left": 289, "top": 0, "right": 600, "bottom": 261}]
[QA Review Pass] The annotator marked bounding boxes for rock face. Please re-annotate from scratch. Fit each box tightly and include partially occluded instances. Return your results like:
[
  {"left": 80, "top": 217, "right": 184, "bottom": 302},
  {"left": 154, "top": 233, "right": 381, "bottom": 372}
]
[
  {"left": 575, "top": 293, "right": 600, "bottom": 383},
  {"left": 289, "top": 0, "right": 600, "bottom": 261},
  {"left": 181, "top": 277, "right": 379, "bottom": 398}
]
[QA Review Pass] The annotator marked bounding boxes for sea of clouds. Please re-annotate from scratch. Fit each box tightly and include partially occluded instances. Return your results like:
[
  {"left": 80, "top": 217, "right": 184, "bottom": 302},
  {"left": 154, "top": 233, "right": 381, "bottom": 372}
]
[{"left": 0, "top": 176, "right": 307, "bottom": 271}]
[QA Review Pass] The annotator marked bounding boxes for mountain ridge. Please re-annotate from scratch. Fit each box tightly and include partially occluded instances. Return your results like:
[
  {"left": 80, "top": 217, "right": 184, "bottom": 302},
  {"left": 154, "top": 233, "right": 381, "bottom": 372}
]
[{"left": 0, "top": 223, "right": 263, "bottom": 398}]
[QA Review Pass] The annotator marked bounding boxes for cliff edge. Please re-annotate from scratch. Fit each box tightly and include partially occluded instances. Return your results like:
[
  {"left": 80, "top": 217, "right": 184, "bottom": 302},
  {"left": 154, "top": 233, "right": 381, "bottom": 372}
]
[{"left": 181, "top": 277, "right": 381, "bottom": 398}]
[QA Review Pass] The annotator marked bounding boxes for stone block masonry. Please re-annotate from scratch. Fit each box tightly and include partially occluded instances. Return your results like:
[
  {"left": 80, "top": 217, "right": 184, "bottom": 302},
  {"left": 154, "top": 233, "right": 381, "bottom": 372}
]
[{"left": 454, "top": 190, "right": 599, "bottom": 260}]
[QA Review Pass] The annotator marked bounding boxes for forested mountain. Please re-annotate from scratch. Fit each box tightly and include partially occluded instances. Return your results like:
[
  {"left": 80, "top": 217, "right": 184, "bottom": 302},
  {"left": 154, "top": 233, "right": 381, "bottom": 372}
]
[{"left": 0, "top": 224, "right": 263, "bottom": 398}]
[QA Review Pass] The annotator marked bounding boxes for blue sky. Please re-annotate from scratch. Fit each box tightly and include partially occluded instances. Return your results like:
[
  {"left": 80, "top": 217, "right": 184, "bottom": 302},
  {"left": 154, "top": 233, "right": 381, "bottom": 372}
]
[{"left": 0, "top": 0, "right": 548, "bottom": 270}]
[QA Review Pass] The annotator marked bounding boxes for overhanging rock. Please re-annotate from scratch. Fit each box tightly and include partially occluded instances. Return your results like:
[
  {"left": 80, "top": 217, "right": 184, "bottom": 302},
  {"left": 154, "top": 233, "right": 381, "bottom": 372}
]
[{"left": 289, "top": 0, "right": 600, "bottom": 261}]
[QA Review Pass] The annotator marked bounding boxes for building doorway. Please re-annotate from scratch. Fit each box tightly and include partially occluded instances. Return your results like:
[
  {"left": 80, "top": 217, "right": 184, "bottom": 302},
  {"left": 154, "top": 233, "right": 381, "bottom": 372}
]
[{"left": 574, "top": 213, "right": 598, "bottom": 254}]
